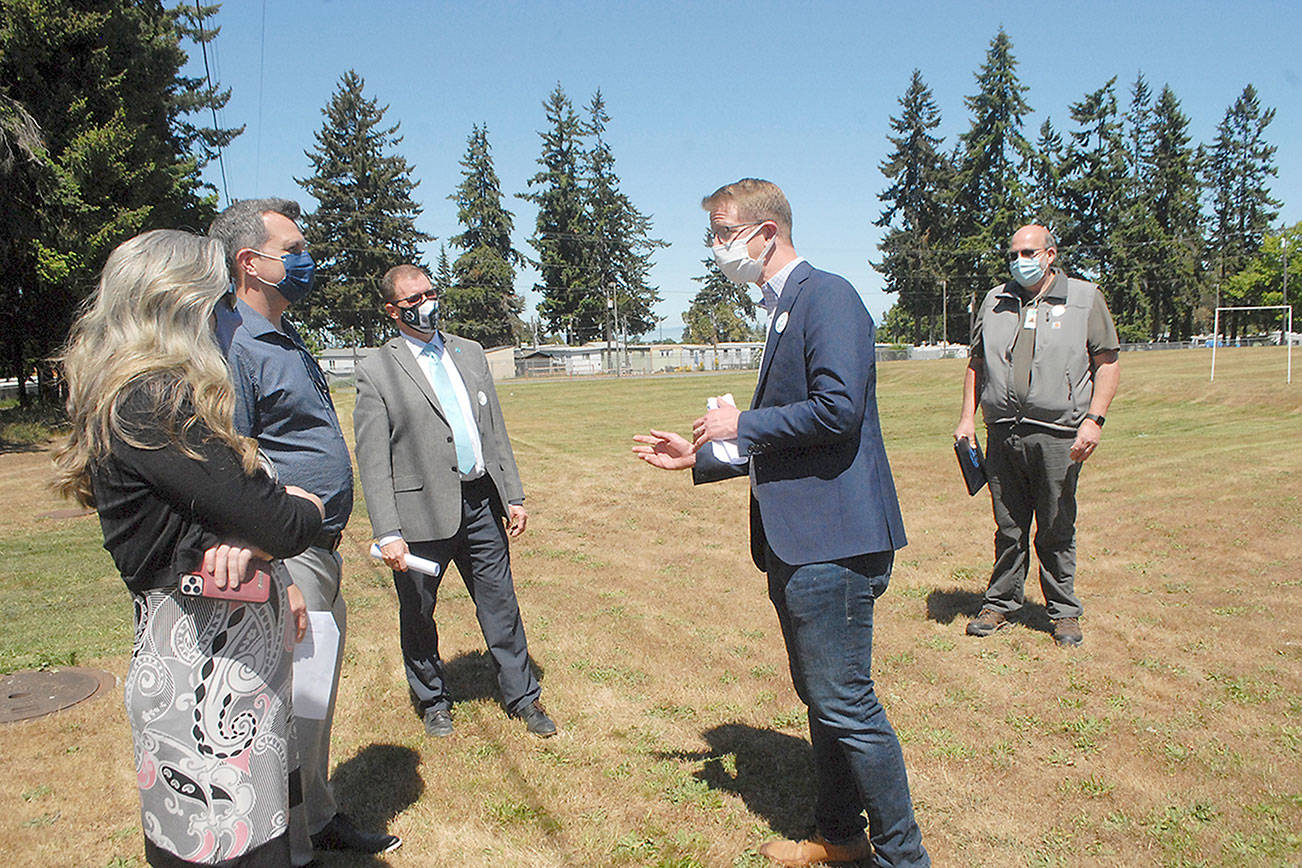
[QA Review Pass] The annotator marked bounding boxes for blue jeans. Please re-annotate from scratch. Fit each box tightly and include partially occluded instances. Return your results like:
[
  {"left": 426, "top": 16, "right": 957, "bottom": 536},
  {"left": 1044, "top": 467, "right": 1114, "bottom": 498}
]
[{"left": 767, "top": 548, "right": 929, "bottom": 868}]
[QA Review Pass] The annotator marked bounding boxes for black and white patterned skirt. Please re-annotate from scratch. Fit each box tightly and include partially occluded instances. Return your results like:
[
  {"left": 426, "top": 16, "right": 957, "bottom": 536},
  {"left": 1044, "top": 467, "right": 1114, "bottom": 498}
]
[{"left": 125, "top": 569, "right": 296, "bottom": 865}]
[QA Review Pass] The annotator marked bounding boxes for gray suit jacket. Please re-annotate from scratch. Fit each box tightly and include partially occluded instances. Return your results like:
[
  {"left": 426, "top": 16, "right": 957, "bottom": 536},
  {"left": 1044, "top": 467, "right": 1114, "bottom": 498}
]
[{"left": 353, "top": 333, "right": 524, "bottom": 543}]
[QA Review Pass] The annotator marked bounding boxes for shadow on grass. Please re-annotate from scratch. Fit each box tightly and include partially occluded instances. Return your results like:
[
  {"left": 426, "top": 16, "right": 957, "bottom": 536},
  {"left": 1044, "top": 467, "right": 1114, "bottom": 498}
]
[
  {"left": 925, "top": 586, "right": 1054, "bottom": 634},
  {"left": 328, "top": 743, "right": 422, "bottom": 864},
  {"left": 405, "top": 650, "right": 548, "bottom": 717},
  {"left": 659, "top": 723, "right": 815, "bottom": 839}
]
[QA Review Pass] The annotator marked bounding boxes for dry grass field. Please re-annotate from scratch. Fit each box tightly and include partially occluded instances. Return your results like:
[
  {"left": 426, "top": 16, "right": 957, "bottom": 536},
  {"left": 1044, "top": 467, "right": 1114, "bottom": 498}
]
[{"left": 1, "top": 346, "right": 1299, "bottom": 867}]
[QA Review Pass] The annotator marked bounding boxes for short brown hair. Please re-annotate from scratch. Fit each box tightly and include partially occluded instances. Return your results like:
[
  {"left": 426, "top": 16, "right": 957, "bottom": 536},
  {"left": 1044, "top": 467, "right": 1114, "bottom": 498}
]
[
  {"left": 380, "top": 264, "right": 429, "bottom": 303},
  {"left": 701, "top": 178, "right": 793, "bottom": 241}
]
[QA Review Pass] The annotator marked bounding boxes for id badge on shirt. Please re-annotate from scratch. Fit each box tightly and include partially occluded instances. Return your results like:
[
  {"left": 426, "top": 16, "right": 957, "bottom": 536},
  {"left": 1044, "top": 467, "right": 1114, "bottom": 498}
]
[{"left": 1023, "top": 308, "right": 1037, "bottom": 329}]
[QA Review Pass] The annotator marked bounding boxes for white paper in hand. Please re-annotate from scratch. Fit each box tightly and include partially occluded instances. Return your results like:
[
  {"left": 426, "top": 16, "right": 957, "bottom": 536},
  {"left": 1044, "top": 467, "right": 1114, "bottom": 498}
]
[
  {"left": 292, "top": 611, "right": 340, "bottom": 720},
  {"left": 707, "top": 394, "right": 748, "bottom": 465},
  {"left": 369, "top": 543, "right": 442, "bottom": 577}
]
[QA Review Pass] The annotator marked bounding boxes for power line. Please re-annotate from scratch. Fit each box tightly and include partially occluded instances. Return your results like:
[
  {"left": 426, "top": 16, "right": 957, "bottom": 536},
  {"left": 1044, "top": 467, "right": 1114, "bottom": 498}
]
[{"left": 193, "top": 0, "right": 230, "bottom": 207}]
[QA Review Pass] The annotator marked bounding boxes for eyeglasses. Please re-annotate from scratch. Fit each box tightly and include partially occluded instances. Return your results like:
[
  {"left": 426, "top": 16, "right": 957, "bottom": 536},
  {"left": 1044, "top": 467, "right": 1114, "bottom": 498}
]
[
  {"left": 391, "top": 287, "right": 438, "bottom": 308},
  {"left": 707, "top": 222, "right": 762, "bottom": 246},
  {"left": 1006, "top": 247, "right": 1048, "bottom": 262}
]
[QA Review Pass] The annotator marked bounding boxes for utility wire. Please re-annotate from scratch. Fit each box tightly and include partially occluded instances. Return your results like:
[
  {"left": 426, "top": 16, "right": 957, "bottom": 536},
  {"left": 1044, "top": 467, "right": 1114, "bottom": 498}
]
[{"left": 193, "top": 0, "right": 230, "bottom": 207}]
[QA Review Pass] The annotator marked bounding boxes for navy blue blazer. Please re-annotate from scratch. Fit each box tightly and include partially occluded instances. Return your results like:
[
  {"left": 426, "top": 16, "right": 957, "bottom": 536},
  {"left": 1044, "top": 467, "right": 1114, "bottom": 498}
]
[{"left": 694, "top": 261, "right": 907, "bottom": 570}]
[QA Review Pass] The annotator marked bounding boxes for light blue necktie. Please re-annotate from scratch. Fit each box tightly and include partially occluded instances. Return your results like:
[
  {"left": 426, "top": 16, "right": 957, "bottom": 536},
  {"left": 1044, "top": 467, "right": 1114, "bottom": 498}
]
[{"left": 421, "top": 344, "right": 476, "bottom": 475}]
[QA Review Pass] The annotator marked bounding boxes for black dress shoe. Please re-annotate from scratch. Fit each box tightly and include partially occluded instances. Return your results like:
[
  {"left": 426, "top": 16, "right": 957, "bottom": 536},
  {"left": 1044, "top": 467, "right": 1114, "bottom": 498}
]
[
  {"left": 310, "top": 813, "right": 401, "bottom": 854},
  {"left": 424, "top": 707, "right": 454, "bottom": 737},
  {"left": 519, "top": 699, "right": 557, "bottom": 737}
]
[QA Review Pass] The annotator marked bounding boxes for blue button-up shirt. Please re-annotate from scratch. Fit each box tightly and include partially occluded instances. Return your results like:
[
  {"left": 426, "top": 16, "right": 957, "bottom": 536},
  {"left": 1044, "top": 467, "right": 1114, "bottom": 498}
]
[{"left": 216, "top": 298, "right": 353, "bottom": 534}]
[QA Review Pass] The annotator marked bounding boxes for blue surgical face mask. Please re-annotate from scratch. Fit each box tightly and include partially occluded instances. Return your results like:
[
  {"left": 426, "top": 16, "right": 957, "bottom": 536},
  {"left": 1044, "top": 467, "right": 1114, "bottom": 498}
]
[
  {"left": 1010, "top": 252, "right": 1047, "bottom": 288},
  {"left": 251, "top": 248, "right": 315, "bottom": 303}
]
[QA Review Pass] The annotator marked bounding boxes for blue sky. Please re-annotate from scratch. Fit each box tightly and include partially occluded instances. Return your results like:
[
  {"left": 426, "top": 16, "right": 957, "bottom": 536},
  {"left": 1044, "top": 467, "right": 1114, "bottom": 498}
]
[{"left": 189, "top": 0, "right": 1301, "bottom": 337}]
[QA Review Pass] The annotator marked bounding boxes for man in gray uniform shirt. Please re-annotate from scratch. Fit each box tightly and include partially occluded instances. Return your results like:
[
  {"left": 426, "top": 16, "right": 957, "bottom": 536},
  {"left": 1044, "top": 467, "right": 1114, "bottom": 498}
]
[
  {"left": 954, "top": 224, "right": 1120, "bottom": 647},
  {"left": 211, "top": 199, "right": 400, "bottom": 860}
]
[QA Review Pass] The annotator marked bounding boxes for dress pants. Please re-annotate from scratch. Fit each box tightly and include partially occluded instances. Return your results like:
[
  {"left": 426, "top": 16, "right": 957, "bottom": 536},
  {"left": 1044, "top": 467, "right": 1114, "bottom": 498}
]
[
  {"left": 395, "top": 476, "right": 540, "bottom": 717},
  {"left": 983, "top": 422, "right": 1083, "bottom": 619},
  {"left": 281, "top": 545, "right": 346, "bottom": 866},
  {"left": 766, "top": 546, "right": 929, "bottom": 867}
]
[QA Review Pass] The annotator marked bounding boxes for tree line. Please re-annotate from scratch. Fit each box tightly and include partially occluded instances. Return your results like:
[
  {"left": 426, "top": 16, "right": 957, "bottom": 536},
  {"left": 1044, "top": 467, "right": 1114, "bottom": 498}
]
[
  {"left": 874, "top": 29, "right": 1292, "bottom": 345},
  {"left": 297, "top": 77, "right": 665, "bottom": 351},
  {"left": 0, "top": 1, "right": 667, "bottom": 404}
]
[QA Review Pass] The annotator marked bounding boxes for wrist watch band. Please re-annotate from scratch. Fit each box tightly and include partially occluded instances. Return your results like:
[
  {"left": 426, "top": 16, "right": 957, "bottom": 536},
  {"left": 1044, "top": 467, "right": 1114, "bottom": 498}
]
[{"left": 1084, "top": 413, "right": 1105, "bottom": 427}]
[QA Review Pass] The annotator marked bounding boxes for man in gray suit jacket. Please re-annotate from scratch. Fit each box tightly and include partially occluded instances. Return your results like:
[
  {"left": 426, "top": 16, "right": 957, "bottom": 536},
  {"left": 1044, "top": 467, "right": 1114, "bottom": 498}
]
[{"left": 353, "top": 264, "right": 556, "bottom": 738}]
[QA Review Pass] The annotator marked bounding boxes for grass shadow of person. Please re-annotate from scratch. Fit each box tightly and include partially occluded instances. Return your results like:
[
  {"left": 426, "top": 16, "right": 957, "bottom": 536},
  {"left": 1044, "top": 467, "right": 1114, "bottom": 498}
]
[
  {"left": 327, "top": 743, "right": 422, "bottom": 865},
  {"left": 926, "top": 586, "right": 1053, "bottom": 634},
  {"left": 656, "top": 722, "right": 815, "bottom": 840},
  {"left": 407, "top": 650, "right": 547, "bottom": 718}
]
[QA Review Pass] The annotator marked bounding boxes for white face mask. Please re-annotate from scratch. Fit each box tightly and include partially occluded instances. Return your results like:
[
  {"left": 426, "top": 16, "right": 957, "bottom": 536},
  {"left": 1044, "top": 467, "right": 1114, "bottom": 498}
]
[{"left": 712, "top": 224, "right": 774, "bottom": 285}]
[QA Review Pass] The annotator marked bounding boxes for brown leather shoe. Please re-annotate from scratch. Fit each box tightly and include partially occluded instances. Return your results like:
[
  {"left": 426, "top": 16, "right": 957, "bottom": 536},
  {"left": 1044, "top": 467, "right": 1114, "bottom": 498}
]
[
  {"left": 1053, "top": 617, "right": 1083, "bottom": 646},
  {"left": 758, "top": 834, "right": 871, "bottom": 866},
  {"left": 966, "top": 607, "right": 1009, "bottom": 637}
]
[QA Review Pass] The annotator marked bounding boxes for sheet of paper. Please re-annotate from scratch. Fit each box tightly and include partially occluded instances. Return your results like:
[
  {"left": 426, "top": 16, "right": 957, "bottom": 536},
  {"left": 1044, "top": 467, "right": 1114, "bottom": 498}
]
[
  {"left": 707, "top": 394, "right": 748, "bottom": 465},
  {"left": 368, "top": 543, "right": 441, "bottom": 577},
  {"left": 292, "top": 611, "right": 340, "bottom": 720}
]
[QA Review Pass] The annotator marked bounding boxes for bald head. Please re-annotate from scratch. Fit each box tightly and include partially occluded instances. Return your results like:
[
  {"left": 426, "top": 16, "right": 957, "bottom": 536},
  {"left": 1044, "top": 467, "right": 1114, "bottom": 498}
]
[{"left": 1011, "top": 224, "right": 1056, "bottom": 252}]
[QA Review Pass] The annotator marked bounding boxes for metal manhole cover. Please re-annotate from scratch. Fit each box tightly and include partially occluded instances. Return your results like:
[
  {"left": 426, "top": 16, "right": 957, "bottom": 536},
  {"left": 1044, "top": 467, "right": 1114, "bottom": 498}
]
[{"left": 0, "top": 668, "right": 115, "bottom": 723}]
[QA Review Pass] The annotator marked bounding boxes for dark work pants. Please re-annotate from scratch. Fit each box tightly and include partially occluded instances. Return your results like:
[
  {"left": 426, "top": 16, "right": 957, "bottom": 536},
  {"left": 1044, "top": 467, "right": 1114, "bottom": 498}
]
[
  {"left": 394, "top": 476, "right": 540, "bottom": 717},
  {"left": 983, "top": 422, "right": 1083, "bottom": 619},
  {"left": 766, "top": 546, "right": 930, "bottom": 867}
]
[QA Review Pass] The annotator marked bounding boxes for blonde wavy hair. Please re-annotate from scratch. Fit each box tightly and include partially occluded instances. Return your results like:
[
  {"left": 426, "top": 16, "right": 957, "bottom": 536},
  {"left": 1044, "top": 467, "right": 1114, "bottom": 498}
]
[{"left": 53, "top": 229, "right": 260, "bottom": 507}]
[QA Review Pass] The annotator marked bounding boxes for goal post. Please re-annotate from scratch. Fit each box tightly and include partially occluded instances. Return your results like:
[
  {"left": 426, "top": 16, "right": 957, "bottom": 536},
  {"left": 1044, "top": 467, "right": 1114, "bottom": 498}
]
[{"left": 1210, "top": 305, "right": 1293, "bottom": 383}]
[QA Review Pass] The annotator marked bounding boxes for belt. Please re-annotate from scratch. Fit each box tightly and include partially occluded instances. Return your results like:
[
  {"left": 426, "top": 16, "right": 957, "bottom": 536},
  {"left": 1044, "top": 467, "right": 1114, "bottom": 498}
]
[{"left": 312, "top": 530, "right": 342, "bottom": 551}]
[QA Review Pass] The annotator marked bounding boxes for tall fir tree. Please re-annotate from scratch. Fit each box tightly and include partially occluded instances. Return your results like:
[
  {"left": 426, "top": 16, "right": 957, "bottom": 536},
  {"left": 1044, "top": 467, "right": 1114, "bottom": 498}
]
[
  {"left": 1109, "top": 74, "right": 1163, "bottom": 339},
  {"left": 520, "top": 84, "right": 590, "bottom": 344},
  {"left": 1061, "top": 77, "right": 1129, "bottom": 300},
  {"left": 433, "top": 244, "right": 452, "bottom": 296},
  {"left": 684, "top": 232, "right": 760, "bottom": 346},
  {"left": 875, "top": 70, "right": 955, "bottom": 343},
  {"left": 581, "top": 90, "right": 664, "bottom": 342},
  {"left": 1147, "top": 85, "right": 1203, "bottom": 338},
  {"left": 1112, "top": 77, "right": 1204, "bottom": 340},
  {"left": 1029, "top": 117, "right": 1069, "bottom": 235},
  {"left": 1204, "top": 84, "right": 1280, "bottom": 303},
  {"left": 445, "top": 124, "right": 523, "bottom": 347},
  {"left": 0, "top": 0, "right": 239, "bottom": 404},
  {"left": 953, "top": 29, "right": 1035, "bottom": 302},
  {"left": 297, "top": 69, "right": 429, "bottom": 347}
]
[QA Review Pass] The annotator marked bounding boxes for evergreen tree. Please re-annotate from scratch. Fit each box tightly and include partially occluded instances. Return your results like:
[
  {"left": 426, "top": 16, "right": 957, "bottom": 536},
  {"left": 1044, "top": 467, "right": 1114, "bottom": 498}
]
[
  {"left": 1109, "top": 74, "right": 1163, "bottom": 340},
  {"left": 875, "top": 70, "right": 954, "bottom": 343},
  {"left": 0, "top": 0, "right": 239, "bottom": 404},
  {"left": 1028, "top": 117, "right": 1069, "bottom": 234},
  {"left": 297, "top": 69, "right": 429, "bottom": 347},
  {"left": 1061, "top": 77, "right": 1129, "bottom": 289},
  {"left": 1147, "top": 86, "right": 1203, "bottom": 338},
  {"left": 433, "top": 244, "right": 452, "bottom": 295},
  {"left": 444, "top": 124, "right": 523, "bottom": 347},
  {"left": 684, "top": 232, "right": 760, "bottom": 346},
  {"left": 520, "top": 84, "right": 590, "bottom": 343},
  {"left": 1113, "top": 80, "right": 1203, "bottom": 340},
  {"left": 1204, "top": 84, "right": 1280, "bottom": 300},
  {"left": 581, "top": 90, "right": 664, "bottom": 342},
  {"left": 953, "top": 29, "right": 1035, "bottom": 301}
]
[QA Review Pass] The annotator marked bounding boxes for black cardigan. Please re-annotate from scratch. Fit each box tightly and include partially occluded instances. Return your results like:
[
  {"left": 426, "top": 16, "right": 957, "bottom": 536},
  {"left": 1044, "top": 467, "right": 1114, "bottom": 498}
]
[{"left": 89, "top": 388, "right": 323, "bottom": 594}]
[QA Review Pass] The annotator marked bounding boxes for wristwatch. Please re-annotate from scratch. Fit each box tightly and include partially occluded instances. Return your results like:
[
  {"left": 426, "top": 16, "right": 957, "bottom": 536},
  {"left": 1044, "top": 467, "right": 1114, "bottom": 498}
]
[{"left": 1084, "top": 413, "right": 1105, "bottom": 427}]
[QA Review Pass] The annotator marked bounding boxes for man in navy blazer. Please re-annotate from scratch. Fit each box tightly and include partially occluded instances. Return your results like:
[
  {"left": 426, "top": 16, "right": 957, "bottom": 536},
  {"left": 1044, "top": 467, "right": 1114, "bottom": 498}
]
[{"left": 635, "top": 179, "right": 928, "bottom": 868}]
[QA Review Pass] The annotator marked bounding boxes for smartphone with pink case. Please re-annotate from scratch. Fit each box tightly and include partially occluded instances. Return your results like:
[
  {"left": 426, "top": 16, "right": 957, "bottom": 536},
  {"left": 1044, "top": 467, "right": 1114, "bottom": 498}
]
[{"left": 179, "top": 559, "right": 272, "bottom": 603}]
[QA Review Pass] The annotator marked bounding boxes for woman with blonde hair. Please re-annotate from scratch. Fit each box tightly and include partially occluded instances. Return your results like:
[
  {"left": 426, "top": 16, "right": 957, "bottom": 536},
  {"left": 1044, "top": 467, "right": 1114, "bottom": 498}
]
[{"left": 54, "top": 229, "right": 324, "bottom": 867}]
